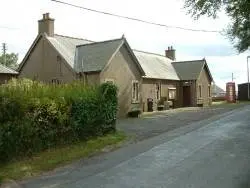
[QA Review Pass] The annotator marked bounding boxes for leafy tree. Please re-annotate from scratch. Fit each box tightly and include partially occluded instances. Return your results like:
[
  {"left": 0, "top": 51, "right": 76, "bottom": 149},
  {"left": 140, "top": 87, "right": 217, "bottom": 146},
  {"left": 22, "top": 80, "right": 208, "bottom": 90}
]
[
  {"left": 0, "top": 53, "right": 18, "bottom": 70},
  {"left": 184, "top": 0, "right": 250, "bottom": 52}
]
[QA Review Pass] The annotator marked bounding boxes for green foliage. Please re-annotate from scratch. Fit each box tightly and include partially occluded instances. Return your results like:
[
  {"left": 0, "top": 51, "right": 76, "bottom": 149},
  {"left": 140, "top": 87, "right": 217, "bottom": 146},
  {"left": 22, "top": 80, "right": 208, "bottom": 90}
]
[
  {"left": 0, "top": 79, "right": 118, "bottom": 163},
  {"left": 184, "top": 0, "right": 250, "bottom": 52},
  {"left": 71, "top": 82, "right": 118, "bottom": 138},
  {"left": 0, "top": 52, "right": 18, "bottom": 69}
]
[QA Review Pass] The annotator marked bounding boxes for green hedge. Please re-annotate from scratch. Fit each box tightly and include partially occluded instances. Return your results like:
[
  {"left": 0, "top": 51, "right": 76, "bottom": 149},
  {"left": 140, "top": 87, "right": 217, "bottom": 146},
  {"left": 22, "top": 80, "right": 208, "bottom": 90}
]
[{"left": 0, "top": 79, "right": 118, "bottom": 163}]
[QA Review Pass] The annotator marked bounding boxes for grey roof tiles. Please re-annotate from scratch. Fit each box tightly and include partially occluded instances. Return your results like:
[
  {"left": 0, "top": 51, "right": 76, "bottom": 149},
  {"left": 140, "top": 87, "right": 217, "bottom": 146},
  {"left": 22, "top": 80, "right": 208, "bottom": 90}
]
[
  {"left": 46, "top": 34, "right": 210, "bottom": 81},
  {"left": 0, "top": 64, "right": 18, "bottom": 74},
  {"left": 172, "top": 60, "right": 205, "bottom": 80}
]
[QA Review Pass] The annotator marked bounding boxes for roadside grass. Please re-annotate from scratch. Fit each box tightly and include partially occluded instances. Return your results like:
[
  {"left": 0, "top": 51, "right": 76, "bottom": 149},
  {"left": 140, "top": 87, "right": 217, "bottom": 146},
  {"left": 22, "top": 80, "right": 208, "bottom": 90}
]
[
  {"left": 212, "top": 100, "right": 226, "bottom": 105},
  {"left": 212, "top": 100, "right": 250, "bottom": 109},
  {"left": 0, "top": 131, "right": 126, "bottom": 181}
]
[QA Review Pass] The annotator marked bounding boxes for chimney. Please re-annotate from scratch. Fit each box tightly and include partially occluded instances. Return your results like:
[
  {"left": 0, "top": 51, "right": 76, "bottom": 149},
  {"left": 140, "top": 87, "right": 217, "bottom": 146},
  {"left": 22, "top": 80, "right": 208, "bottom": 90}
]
[
  {"left": 38, "top": 13, "right": 54, "bottom": 36},
  {"left": 165, "top": 46, "right": 176, "bottom": 61}
]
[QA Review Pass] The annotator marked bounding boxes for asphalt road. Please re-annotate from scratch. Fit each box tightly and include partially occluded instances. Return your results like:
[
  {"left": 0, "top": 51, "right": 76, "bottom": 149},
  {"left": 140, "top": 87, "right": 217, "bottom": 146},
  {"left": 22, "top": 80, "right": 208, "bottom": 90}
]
[{"left": 21, "top": 105, "right": 250, "bottom": 188}]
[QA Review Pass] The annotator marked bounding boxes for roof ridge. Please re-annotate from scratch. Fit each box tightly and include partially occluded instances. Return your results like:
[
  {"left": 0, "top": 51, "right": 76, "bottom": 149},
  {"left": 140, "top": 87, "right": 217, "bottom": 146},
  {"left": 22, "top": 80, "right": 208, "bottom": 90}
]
[
  {"left": 54, "top": 34, "right": 94, "bottom": 42},
  {"left": 173, "top": 59, "right": 204, "bottom": 63},
  {"left": 133, "top": 49, "right": 166, "bottom": 58},
  {"left": 76, "top": 38, "right": 124, "bottom": 47}
]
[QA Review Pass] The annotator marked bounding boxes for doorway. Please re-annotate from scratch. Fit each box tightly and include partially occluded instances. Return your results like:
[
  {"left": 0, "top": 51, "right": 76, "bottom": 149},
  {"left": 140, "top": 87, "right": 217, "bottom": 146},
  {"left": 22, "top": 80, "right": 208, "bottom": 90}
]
[{"left": 183, "top": 86, "right": 191, "bottom": 107}]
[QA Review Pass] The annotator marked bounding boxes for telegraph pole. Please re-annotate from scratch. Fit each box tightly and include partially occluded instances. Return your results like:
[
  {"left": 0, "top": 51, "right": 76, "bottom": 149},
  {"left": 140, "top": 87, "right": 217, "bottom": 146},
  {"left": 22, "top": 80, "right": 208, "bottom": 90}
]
[
  {"left": 2, "top": 43, "right": 7, "bottom": 65},
  {"left": 231, "top": 72, "right": 236, "bottom": 82}
]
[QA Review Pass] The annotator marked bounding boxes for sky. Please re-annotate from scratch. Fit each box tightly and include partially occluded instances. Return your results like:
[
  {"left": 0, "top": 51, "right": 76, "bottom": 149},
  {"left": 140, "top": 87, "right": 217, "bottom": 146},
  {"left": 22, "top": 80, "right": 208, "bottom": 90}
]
[{"left": 0, "top": 0, "right": 249, "bottom": 90}]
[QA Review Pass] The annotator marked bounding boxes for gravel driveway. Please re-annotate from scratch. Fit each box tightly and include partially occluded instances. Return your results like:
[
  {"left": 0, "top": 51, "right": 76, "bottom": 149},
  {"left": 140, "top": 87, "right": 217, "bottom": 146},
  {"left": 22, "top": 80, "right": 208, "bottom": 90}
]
[{"left": 117, "top": 104, "right": 246, "bottom": 141}]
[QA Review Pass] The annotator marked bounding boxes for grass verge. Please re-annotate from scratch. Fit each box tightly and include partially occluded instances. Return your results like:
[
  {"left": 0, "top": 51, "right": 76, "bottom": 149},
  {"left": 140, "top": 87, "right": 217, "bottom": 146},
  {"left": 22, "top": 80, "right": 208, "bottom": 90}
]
[
  {"left": 0, "top": 131, "right": 126, "bottom": 181},
  {"left": 212, "top": 100, "right": 250, "bottom": 107}
]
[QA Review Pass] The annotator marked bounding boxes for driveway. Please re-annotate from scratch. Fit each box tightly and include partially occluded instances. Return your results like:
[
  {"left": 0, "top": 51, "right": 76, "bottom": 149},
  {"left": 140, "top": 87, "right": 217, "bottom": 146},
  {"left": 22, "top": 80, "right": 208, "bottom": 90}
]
[
  {"left": 20, "top": 104, "right": 250, "bottom": 188},
  {"left": 117, "top": 104, "right": 245, "bottom": 141}
]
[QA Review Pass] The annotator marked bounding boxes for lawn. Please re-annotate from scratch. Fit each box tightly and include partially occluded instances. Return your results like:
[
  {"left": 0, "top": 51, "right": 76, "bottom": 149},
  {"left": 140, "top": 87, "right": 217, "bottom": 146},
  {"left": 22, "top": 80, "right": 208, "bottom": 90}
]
[{"left": 0, "top": 131, "right": 126, "bottom": 182}]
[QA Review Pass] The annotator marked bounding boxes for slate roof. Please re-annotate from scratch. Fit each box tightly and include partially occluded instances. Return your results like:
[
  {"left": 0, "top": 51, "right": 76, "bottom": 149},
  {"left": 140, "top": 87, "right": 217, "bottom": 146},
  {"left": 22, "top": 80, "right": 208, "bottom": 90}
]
[
  {"left": 46, "top": 34, "right": 92, "bottom": 69},
  {"left": 212, "top": 84, "right": 225, "bottom": 93},
  {"left": 75, "top": 38, "right": 124, "bottom": 72},
  {"left": 45, "top": 34, "right": 208, "bottom": 82},
  {"left": 212, "top": 84, "right": 225, "bottom": 96},
  {"left": 0, "top": 64, "right": 18, "bottom": 74},
  {"left": 172, "top": 60, "right": 206, "bottom": 80},
  {"left": 134, "top": 50, "right": 180, "bottom": 80}
]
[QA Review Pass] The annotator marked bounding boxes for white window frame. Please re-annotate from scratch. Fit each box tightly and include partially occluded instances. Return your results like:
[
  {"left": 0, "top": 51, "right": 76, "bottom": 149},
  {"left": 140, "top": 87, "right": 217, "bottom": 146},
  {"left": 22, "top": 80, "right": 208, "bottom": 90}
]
[
  {"left": 104, "top": 78, "right": 115, "bottom": 84},
  {"left": 168, "top": 87, "right": 176, "bottom": 100},
  {"left": 132, "top": 80, "right": 139, "bottom": 103}
]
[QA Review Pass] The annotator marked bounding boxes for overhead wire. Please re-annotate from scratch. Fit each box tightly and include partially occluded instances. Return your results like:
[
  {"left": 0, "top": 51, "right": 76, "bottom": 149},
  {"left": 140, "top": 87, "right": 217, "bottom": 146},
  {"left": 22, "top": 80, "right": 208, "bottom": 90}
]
[
  {"left": 51, "top": 0, "right": 222, "bottom": 33},
  {"left": 0, "top": 26, "right": 18, "bottom": 30}
]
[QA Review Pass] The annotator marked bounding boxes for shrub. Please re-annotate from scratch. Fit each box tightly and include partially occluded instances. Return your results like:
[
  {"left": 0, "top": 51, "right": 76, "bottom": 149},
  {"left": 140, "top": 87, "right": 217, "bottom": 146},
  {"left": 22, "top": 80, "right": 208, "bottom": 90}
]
[
  {"left": 71, "top": 82, "right": 118, "bottom": 139},
  {"left": 0, "top": 79, "right": 118, "bottom": 163}
]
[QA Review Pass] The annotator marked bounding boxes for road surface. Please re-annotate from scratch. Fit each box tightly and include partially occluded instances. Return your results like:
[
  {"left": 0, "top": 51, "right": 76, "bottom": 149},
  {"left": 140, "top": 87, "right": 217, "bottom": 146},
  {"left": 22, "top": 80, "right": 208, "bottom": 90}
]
[{"left": 21, "top": 105, "right": 250, "bottom": 188}]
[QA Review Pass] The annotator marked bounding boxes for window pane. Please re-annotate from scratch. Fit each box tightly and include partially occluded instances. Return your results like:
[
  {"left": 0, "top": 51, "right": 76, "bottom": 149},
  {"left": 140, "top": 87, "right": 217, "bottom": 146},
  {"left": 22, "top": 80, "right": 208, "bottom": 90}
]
[
  {"left": 136, "top": 83, "right": 139, "bottom": 101},
  {"left": 199, "top": 86, "right": 202, "bottom": 97},
  {"left": 169, "top": 89, "right": 176, "bottom": 99},
  {"left": 132, "top": 81, "right": 139, "bottom": 102},
  {"left": 156, "top": 83, "right": 161, "bottom": 100},
  {"left": 132, "top": 83, "right": 135, "bottom": 99}
]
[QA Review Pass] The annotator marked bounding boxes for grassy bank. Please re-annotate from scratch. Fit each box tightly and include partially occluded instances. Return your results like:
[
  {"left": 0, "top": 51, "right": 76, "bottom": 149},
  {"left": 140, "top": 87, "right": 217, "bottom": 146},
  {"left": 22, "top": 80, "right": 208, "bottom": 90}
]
[{"left": 0, "top": 131, "right": 126, "bottom": 181}]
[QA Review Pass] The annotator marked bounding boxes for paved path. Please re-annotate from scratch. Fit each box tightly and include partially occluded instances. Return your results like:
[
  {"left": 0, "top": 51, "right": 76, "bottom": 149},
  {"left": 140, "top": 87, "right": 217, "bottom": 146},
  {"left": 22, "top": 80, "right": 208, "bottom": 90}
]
[{"left": 20, "top": 105, "right": 250, "bottom": 188}]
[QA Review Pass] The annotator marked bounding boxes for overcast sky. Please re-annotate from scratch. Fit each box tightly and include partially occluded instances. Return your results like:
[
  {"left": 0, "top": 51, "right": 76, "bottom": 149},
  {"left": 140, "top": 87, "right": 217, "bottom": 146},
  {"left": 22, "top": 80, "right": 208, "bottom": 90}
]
[{"left": 0, "top": 0, "right": 249, "bottom": 89}]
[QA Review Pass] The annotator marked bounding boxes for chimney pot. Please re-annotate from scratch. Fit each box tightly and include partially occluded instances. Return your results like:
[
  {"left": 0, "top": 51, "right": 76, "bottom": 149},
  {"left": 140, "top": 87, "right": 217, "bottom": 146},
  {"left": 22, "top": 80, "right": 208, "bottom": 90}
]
[
  {"left": 45, "top": 13, "right": 50, "bottom": 19},
  {"left": 165, "top": 46, "right": 176, "bottom": 61}
]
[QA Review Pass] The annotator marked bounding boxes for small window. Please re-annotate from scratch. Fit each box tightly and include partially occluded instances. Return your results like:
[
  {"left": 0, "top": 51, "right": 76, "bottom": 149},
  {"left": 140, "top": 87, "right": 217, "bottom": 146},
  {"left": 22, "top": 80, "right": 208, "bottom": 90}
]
[
  {"left": 132, "top": 80, "right": 139, "bottom": 103},
  {"left": 52, "top": 79, "right": 60, "bottom": 84},
  {"left": 208, "top": 85, "right": 211, "bottom": 97},
  {"left": 199, "top": 85, "right": 202, "bottom": 98},
  {"left": 168, "top": 88, "right": 176, "bottom": 100},
  {"left": 57, "top": 55, "right": 62, "bottom": 76},
  {"left": 105, "top": 78, "right": 115, "bottom": 84},
  {"left": 156, "top": 83, "right": 161, "bottom": 100}
]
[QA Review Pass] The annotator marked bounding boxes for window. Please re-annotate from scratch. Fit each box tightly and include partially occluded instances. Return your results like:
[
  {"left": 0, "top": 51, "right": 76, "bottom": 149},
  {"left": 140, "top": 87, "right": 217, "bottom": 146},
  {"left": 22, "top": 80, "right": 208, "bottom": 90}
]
[
  {"left": 156, "top": 83, "right": 161, "bottom": 100},
  {"left": 132, "top": 80, "right": 139, "bottom": 103},
  {"left": 199, "top": 85, "right": 202, "bottom": 98},
  {"left": 57, "top": 55, "right": 62, "bottom": 76},
  {"left": 104, "top": 78, "right": 115, "bottom": 84},
  {"left": 208, "top": 85, "right": 211, "bottom": 97},
  {"left": 52, "top": 78, "right": 60, "bottom": 84},
  {"left": 168, "top": 88, "right": 176, "bottom": 100}
]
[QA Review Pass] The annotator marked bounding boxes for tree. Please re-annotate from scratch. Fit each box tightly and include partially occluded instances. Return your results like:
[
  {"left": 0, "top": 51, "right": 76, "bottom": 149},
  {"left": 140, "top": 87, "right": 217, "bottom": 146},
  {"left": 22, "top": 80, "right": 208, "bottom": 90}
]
[
  {"left": 184, "top": 0, "right": 250, "bottom": 52},
  {"left": 0, "top": 53, "right": 18, "bottom": 70}
]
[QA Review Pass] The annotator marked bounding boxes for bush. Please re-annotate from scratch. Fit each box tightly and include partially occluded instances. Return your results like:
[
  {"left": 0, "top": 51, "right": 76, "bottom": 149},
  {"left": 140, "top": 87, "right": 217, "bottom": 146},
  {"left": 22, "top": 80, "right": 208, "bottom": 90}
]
[
  {"left": 71, "top": 82, "right": 118, "bottom": 139},
  {"left": 0, "top": 79, "right": 118, "bottom": 163}
]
